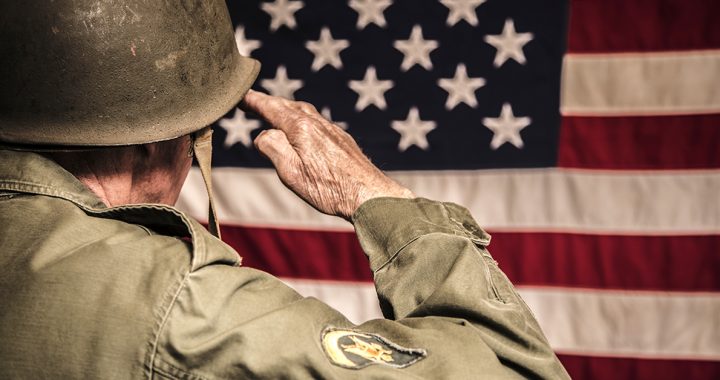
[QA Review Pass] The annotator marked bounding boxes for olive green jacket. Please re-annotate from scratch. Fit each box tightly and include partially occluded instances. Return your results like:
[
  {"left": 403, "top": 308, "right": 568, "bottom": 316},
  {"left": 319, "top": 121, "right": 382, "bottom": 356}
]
[{"left": 0, "top": 150, "right": 569, "bottom": 379}]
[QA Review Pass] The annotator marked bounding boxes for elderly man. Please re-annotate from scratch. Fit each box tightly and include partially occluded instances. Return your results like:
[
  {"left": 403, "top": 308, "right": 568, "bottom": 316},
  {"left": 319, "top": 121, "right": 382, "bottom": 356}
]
[{"left": 0, "top": 1, "right": 568, "bottom": 378}]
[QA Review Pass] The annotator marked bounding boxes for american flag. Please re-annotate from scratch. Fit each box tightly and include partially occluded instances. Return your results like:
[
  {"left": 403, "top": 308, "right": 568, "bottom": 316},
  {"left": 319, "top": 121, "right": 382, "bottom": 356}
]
[{"left": 177, "top": 0, "right": 720, "bottom": 378}]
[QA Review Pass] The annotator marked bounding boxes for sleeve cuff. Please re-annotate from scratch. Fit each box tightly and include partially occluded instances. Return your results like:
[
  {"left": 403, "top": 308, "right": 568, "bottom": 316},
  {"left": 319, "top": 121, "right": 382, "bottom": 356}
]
[{"left": 351, "top": 197, "right": 491, "bottom": 272}]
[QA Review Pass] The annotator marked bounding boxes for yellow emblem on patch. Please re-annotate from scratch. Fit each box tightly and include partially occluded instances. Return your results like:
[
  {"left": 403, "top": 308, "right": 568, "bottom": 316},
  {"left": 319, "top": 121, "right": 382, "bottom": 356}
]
[{"left": 321, "top": 327, "right": 427, "bottom": 369}]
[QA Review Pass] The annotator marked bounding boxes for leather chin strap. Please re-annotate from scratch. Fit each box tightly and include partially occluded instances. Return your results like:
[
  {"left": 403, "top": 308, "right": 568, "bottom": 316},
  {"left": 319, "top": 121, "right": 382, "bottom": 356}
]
[{"left": 192, "top": 126, "right": 221, "bottom": 239}]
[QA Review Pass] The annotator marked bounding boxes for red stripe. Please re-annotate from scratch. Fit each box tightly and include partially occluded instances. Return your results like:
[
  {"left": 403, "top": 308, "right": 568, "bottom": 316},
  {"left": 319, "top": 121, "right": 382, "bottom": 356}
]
[
  {"left": 558, "top": 114, "right": 720, "bottom": 169},
  {"left": 490, "top": 232, "right": 720, "bottom": 291},
  {"left": 558, "top": 354, "right": 720, "bottom": 380},
  {"left": 221, "top": 225, "right": 720, "bottom": 291},
  {"left": 222, "top": 224, "right": 373, "bottom": 282},
  {"left": 567, "top": 0, "right": 720, "bottom": 53}
]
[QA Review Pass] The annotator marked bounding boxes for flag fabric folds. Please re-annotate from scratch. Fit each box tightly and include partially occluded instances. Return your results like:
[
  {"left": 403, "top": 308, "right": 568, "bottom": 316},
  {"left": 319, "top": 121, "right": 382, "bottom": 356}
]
[{"left": 177, "top": 0, "right": 720, "bottom": 378}]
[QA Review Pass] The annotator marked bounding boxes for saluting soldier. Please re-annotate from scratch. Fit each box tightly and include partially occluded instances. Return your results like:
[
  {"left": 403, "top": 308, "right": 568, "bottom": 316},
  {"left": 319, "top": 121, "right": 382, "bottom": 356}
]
[{"left": 0, "top": 1, "right": 569, "bottom": 378}]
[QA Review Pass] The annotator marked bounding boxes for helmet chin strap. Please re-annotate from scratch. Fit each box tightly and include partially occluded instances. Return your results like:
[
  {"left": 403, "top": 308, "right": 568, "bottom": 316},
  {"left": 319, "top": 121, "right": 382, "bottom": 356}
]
[{"left": 192, "top": 126, "right": 221, "bottom": 239}]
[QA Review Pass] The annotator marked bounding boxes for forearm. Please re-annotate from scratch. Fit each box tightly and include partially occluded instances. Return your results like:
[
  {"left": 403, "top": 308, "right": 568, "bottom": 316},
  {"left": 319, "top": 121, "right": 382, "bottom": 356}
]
[{"left": 354, "top": 197, "right": 568, "bottom": 379}]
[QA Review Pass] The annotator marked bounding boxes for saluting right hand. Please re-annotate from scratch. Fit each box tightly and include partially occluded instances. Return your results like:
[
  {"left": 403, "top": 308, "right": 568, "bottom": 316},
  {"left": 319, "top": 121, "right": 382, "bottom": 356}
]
[{"left": 240, "top": 90, "right": 414, "bottom": 221}]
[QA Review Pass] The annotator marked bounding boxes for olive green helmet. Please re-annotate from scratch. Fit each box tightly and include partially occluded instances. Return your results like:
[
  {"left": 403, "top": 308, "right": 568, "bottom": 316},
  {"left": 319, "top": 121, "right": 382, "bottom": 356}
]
[{"left": 0, "top": 0, "right": 260, "bottom": 148}]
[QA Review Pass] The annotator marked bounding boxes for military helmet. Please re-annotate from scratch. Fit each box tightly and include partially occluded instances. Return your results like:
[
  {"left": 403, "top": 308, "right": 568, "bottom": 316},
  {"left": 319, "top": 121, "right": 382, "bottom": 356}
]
[{"left": 0, "top": 0, "right": 260, "bottom": 148}]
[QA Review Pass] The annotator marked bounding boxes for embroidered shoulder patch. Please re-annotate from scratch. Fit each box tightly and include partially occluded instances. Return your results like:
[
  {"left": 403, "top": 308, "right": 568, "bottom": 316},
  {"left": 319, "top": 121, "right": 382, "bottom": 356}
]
[{"left": 321, "top": 327, "right": 427, "bottom": 369}]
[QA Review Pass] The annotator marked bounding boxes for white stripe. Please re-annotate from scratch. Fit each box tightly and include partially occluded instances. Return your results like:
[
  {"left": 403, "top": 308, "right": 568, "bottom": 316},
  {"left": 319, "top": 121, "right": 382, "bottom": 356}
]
[
  {"left": 177, "top": 167, "right": 720, "bottom": 235},
  {"left": 520, "top": 287, "right": 720, "bottom": 360},
  {"left": 561, "top": 50, "right": 720, "bottom": 116},
  {"left": 281, "top": 278, "right": 720, "bottom": 360}
]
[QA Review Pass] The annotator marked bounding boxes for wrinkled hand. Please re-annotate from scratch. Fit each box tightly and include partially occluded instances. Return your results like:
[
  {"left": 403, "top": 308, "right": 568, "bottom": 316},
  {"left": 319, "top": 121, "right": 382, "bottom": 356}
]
[{"left": 240, "top": 90, "right": 414, "bottom": 220}]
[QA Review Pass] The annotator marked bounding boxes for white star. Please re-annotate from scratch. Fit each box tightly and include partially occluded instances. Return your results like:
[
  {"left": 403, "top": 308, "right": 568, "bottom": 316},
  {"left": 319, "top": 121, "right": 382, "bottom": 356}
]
[
  {"left": 349, "top": 0, "right": 392, "bottom": 29},
  {"left": 306, "top": 27, "right": 349, "bottom": 71},
  {"left": 261, "top": 0, "right": 304, "bottom": 31},
  {"left": 320, "top": 107, "right": 348, "bottom": 130},
  {"left": 234, "top": 26, "right": 261, "bottom": 56},
  {"left": 393, "top": 25, "right": 438, "bottom": 71},
  {"left": 438, "top": 63, "right": 486, "bottom": 109},
  {"left": 348, "top": 66, "right": 394, "bottom": 111},
  {"left": 484, "top": 19, "right": 534, "bottom": 67},
  {"left": 261, "top": 65, "right": 303, "bottom": 99},
  {"left": 440, "top": 0, "right": 486, "bottom": 26},
  {"left": 391, "top": 107, "right": 436, "bottom": 152},
  {"left": 218, "top": 108, "right": 261, "bottom": 148},
  {"left": 482, "top": 103, "right": 531, "bottom": 150}
]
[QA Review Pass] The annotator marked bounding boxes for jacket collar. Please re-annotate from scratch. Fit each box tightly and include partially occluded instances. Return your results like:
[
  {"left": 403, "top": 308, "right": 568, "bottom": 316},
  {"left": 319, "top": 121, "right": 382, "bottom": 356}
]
[{"left": 0, "top": 149, "right": 106, "bottom": 209}]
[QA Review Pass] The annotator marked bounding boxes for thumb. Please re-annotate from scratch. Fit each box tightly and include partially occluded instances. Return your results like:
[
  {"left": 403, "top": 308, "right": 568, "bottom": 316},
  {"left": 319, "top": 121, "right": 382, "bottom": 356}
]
[{"left": 254, "top": 129, "right": 300, "bottom": 178}]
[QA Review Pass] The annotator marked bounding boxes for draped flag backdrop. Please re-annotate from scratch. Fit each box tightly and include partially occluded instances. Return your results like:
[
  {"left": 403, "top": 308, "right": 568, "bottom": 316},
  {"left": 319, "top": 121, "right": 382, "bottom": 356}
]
[{"left": 177, "top": 0, "right": 720, "bottom": 378}]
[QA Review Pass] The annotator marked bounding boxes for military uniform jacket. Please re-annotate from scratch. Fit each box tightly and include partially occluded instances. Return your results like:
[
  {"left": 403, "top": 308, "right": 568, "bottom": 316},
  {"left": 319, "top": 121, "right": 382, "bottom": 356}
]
[{"left": 0, "top": 150, "right": 569, "bottom": 379}]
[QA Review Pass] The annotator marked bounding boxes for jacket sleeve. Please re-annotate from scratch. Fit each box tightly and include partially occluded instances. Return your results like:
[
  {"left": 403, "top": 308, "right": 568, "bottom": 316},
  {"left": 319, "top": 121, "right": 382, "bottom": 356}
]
[{"left": 153, "top": 198, "right": 570, "bottom": 379}]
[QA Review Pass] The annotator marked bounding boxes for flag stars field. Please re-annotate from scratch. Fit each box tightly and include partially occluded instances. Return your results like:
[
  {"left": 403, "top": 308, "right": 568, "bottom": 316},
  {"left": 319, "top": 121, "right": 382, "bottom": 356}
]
[
  {"left": 248, "top": 2, "right": 540, "bottom": 154},
  {"left": 246, "top": 2, "right": 541, "bottom": 154}
]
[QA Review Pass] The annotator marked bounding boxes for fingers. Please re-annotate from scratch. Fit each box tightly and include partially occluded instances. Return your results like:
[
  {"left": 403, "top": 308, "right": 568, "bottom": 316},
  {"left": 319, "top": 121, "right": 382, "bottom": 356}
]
[
  {"left": 241, "top": 90, "right": 329, "bottom": 133},
  {"left": 241, "top": 90, "right": 307, "bottom": 130}
]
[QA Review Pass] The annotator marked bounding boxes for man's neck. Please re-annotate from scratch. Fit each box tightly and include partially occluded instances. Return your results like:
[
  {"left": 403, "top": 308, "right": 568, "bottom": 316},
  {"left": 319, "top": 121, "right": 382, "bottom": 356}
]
[{"left": 42, "top": 138, "right": 192, "bottom": 207}]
